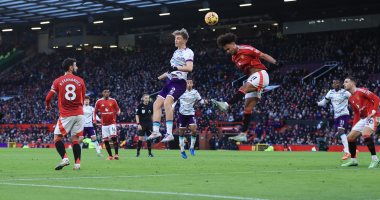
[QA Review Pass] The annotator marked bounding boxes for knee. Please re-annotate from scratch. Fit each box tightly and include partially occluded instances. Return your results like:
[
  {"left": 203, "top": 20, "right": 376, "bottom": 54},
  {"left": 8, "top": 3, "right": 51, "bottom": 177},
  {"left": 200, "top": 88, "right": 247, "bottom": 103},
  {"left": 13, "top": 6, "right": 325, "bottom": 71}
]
[
  {"left": 347, "top": 135, "right": 356, "bottom": 142},
  {"left": 164, "top": 99, "right": 173, "bottom": 108},
  {"left": 244, "top": 107, "right": 253, "bottom": 113},
  {"left": 363, "top": 134, "right": 372, "bottom": 144},
  {"left": 54, "top": 135, "right": 63, "bottom": 143},
  {"left": 153, "top": 99, "right": 163, "bottom": 109}
]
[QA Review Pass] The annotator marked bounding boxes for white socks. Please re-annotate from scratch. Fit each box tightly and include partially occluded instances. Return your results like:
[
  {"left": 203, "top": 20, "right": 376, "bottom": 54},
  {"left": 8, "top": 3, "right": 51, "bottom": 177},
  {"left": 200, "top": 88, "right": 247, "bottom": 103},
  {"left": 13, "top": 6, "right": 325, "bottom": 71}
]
[
  {"left": 93, "top": 140, "right": 101, "bottom": 154},
  {"left": 340, "top": 134, "right": 349, "bottom": 153},
  {"left": 166, "top": 120, "right": 173, "bottom": 135},
  {"left": 179, "top": 136, "right": 185, "bottom": 152},
  {"left": 190, "top": 136, "right": 196, "bottom": 149}
]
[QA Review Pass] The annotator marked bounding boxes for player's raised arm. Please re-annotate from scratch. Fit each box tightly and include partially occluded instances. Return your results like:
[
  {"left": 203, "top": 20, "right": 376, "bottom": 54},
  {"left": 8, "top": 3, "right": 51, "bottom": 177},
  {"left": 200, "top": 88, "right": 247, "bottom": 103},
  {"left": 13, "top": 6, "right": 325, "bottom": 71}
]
[
  {"left": 158, "top": 72, "right": 169, "bottom": 80},
  {"left": 259, "top": 53, "right": 279, "bottom": 66}
]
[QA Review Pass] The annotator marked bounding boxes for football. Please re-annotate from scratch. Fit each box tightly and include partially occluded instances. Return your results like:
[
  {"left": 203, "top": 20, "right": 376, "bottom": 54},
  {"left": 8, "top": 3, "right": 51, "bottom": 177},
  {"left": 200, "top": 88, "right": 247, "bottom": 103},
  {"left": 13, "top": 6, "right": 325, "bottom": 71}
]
[{"left": 204, "top": 12, "right": 219, "bottom": 26}]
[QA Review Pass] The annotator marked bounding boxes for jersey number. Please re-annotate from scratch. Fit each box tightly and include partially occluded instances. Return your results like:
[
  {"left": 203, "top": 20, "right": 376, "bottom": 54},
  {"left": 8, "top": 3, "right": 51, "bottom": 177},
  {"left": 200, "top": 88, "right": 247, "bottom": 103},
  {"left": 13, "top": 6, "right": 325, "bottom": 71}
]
[{"left": 65, "top": 84, "right": 76, "bottom": 101}]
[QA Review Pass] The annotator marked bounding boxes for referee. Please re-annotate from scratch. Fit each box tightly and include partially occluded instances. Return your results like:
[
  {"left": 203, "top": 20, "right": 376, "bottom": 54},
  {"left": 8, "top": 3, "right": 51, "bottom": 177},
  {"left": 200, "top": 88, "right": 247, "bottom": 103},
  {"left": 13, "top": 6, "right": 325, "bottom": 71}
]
[{"left": 135, "top": 94, "right": 154, "bottom": 157}]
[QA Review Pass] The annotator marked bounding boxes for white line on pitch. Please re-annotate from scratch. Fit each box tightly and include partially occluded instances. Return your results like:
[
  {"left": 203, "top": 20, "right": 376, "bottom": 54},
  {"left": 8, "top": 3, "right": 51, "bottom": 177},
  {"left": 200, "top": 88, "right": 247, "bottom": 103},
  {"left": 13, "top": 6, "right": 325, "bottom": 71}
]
[
  {"left": 0, "top": 168, "right": 353, "bottom": 182},
  {"left": 0, "top": 171, "right": 250, "bottom": 181},
  {"left": 0, "top": 182, "right": 266, "bottom": 200}
]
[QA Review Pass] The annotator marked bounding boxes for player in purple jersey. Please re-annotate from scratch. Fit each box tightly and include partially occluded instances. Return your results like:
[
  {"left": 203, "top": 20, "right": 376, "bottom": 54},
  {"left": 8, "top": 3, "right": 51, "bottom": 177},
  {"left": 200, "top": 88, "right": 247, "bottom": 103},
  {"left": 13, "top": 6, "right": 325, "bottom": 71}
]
[{"left": 147, "top": 28, "right": 194, "bottom": 143}]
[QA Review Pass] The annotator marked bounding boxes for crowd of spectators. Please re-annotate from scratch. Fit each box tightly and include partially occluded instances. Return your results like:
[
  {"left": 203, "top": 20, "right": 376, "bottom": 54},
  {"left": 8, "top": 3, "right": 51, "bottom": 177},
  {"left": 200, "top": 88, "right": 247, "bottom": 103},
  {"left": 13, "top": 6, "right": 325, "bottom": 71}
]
[{"left": 0, "top": 28, "right": 379, "bottom": 148}]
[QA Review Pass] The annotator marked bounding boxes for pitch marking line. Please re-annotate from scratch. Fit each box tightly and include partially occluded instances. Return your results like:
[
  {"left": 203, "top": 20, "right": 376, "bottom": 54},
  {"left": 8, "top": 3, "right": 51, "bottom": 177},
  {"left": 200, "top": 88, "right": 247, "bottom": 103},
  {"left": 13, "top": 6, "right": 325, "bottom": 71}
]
[
  {"left": 0, "top": 171, "right": 250, "bottom": 181},
  {"left": 0, "top": 168, "right": 353, "bottom": 182},
  {"left": 0, "top": 182, "right": 267, "bottom": 200}
]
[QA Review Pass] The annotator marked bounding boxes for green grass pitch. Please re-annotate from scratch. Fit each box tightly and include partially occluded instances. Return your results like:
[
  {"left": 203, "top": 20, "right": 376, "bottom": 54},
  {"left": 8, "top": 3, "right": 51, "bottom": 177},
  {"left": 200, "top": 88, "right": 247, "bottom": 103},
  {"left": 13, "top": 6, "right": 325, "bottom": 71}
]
[{"left": 0, "top": 148, "right": 379, "bottom": 200}]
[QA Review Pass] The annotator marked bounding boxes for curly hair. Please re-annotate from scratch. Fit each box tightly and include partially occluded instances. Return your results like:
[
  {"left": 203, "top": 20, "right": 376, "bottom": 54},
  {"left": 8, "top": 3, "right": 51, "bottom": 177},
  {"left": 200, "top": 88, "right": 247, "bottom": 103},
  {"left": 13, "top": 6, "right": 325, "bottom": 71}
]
[{"left": 217, "top": 33, "right": 237, "bottom": 48}]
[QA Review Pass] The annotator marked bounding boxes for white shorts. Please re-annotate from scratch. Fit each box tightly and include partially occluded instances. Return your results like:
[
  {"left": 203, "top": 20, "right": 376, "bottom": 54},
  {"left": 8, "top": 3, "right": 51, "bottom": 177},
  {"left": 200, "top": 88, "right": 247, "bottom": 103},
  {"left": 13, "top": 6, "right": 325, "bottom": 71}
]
[
  {"left": 54, "top": 115, "right": 84, "bottom": 136},
  {"left": 352, "top": 117, "right": 379, "bottom": 133},
  {"left": 102, "top": 124, "right": 117, "bottom": 139},
  {"left": 244, "top": 70, "right": 269, "bottom": 99}
]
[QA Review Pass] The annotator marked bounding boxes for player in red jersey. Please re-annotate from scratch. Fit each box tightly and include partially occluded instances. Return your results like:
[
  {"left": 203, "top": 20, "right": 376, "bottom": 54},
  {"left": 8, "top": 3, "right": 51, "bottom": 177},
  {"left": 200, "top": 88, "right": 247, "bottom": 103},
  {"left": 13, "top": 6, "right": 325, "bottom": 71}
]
[
  {"left": 45, "top": 58, "right": 86, "bottom": 170},
  {"left": 212, "top": 33, "right": 280, "bottom": 142},
  {"left": 341, "top": 76, "right": 380, "bottom": 168},
  {"left": 94, "top": 88, "right": 121, "bottom": 160}
]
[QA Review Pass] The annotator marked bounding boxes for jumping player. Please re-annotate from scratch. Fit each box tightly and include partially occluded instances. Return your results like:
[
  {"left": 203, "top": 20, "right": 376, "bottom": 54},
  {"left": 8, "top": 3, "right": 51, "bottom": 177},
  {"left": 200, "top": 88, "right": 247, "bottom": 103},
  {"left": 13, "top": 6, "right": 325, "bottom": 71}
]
[
  {"left": 81, "top": 96, "right": 102, "bottom": 156},
  {"left": 45, "top": 58, "right": 85, "bottom": 170},
  {"left": 212, "top": 33, "right": 280, "bottom": 142},
  {"left": 148, "top": 28, "right": 194, "bottom": 142},
  {"left": 94, "top": 89, "right": 121, "bottom": 160},
  {"left": 317, "top": 80, "right": 351, "bottom": 160},
  {"left": 341, "top": 76, "right": 380, "bottom": 168}
]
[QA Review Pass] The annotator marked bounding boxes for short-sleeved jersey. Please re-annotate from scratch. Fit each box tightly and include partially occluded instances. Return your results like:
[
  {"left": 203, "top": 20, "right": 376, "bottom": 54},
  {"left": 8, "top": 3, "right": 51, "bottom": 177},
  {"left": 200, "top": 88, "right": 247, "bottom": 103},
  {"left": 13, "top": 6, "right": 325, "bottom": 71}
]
[
  {"left": 349, "top": 88, "right": 380, "bottom": 125},
  {"left": 83, "top": 105, "right": 99, "bottom": 127},
  {"left": 324, "top": 89, "right": 351, "bottom": 119},
  {"left": 135, "top": 103, "right": 153, "bottom": 124},
  {"left": 232, "top": 45, "right": 267, "bottom": 76},
  {"left": 169, "top": 48, "right": 194, "bottom": 80},
  {"left": 94, "top": 98, "right": 120, "bottom": 126},
  {"left": 50, "top": 73, "right": 86, "bottom": 117},
  {"left": 179, "top": 89, "right": 202, "bottom": 115}
]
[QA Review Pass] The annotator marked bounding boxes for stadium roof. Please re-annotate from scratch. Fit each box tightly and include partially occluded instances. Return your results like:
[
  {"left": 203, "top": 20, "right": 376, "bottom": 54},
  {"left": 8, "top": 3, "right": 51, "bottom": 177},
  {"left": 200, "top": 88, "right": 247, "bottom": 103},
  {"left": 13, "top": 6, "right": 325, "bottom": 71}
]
[
  {"left": 0, "top": 0, "right": 378, "bottom": 28},
  {"left": 0, "top": 0, "right": 197, "bottom": 23}
]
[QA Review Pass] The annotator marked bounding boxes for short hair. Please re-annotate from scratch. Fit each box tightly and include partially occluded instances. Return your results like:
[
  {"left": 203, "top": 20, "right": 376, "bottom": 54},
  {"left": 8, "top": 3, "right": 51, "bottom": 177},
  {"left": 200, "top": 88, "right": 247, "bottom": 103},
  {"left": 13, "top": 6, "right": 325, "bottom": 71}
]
[
  {"left": 172, "top": 28, "right": 189, "bottom": 40},
  {"left": 84, "top": 96, "right": 90, "bottom": 100},
  {"left": 332, "top": 79, "right": 340, "bottom": 83},
  {"left": 62, "top": 58, "right": 76, "bottom": 72},
  {"left": 217, "top": 33, "right": 237, "bottom": 48},
  {"left": 142, "top": 94, "right": 149, "bottom": 98},
  {"left": 345, "top": 76, "right": 357, "bottom": 85}
]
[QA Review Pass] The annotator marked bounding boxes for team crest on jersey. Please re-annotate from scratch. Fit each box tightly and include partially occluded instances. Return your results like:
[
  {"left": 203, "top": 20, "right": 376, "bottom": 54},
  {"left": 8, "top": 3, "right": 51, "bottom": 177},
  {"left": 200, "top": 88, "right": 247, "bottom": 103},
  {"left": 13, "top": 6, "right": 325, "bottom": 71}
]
[
  {"left": 109, "top": 103, "right": 113, "bottom": 107},
  {"left": 105, "top": 108, "right": 109, "bottom": 112}
]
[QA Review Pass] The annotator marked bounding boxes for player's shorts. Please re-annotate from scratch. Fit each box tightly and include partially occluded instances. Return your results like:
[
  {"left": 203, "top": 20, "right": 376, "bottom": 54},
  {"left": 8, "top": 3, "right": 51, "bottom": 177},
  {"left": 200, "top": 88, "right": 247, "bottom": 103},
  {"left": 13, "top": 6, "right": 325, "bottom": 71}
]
[
  {"left": 244, "top": 70, "right": 269, "bottom": 99},
  {"left": 101, "top": 124, "right": 117, "bottom": 139},
  {"left": 54, "top": 115, "right": 84, "bottom": 137},
  {"left": 83, "top": 127, "right": 96, "bottom": 138},
  {"left": 334, "top": 115, "right": 350, "bottom": 132},
  {"left": 352, "top": 116, "right": 379, "bottom": 133},
  {"left": 137, "top": 123, "right": 152, "bottom": 136},
  {"left": 158, "top": 78, "right": 186, "bottom": 101},
  {"left": 178, "top": 114, "right": 196, "bottom": 128}
]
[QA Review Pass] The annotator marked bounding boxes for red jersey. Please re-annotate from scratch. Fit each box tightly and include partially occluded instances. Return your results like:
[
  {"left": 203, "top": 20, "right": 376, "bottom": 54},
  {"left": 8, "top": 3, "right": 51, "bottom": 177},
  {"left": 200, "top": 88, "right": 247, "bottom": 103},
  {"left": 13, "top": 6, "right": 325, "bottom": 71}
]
[
  {"left": 348, "top": 88, "right": 380, "bottom": 125},
  {"left": 232, "top": 45, "right": 267, "bottom": 75},
  {"left": 50, "top": 73, "right": 86, "bottom": 117},
  {"left": 94, "top": 98, "right": 120, "bottom": 126}
]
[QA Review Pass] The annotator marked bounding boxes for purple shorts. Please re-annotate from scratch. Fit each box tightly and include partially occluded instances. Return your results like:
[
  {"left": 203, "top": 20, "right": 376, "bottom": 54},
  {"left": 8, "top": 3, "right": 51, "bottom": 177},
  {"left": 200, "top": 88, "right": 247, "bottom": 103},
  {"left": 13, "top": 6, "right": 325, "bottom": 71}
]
[
  {"left": 334, "top": 115, "right": 350, "bottom": 132},
  {"left": 83, "top": 127, "right": 96, "bottom": 138},
  {"left": 158, "top": 78, "right": 186, "bottom": 101},
  {"left": 178, "top": 114, "right": 196, "bottom": 128}
]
